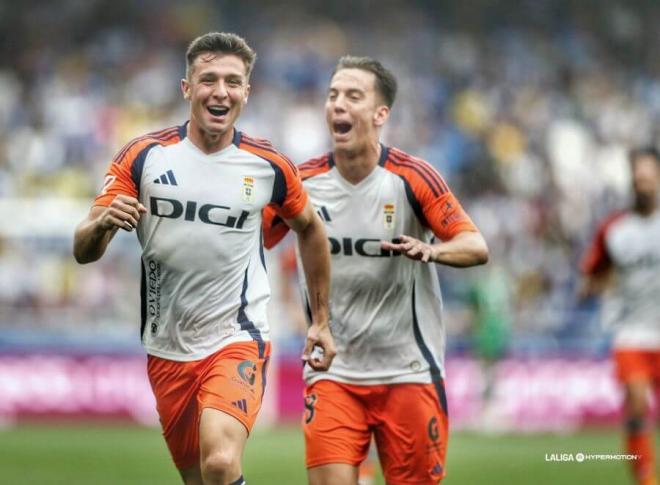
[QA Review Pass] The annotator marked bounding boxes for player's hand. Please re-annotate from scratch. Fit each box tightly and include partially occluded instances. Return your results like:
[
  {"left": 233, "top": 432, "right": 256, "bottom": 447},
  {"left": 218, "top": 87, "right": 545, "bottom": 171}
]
[
  {"left": 381, "top": 234, "right": 435, "bottom": 263},
  {"left": 98, "top": 195, "right": 147, "bottom": 232},
  {"left": 302, "top": 322, "right": 336, "bottom": 371}
]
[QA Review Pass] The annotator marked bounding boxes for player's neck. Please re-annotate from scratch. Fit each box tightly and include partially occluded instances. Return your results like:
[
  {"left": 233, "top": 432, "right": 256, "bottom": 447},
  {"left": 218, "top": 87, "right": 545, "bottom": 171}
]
[
  {"left": 633, "top": 193, "right": 657, "bottom": 216},
  {"left": 187, "top": 122, "right": 234, "bottom": 154},
  {"left": 333, "top": 141, "right": 381, "bottom": 185}
]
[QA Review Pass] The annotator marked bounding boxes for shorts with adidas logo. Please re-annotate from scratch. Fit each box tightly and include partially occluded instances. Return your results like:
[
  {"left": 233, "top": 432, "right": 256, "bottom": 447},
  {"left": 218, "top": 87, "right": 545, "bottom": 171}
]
[{"left": 147, "top": 341, "right": 271, "bottom": 469}]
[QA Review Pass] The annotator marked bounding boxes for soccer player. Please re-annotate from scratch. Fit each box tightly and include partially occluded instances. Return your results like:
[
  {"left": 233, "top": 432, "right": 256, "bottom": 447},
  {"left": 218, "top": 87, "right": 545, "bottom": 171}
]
[
  {"left": 73, "top": 32, "right": 335, "bottom": 485},
  {"left": 581, "top": 147, "right": 660, "bottom": 485},
  {"left": 263, "top": 56, "right": 489, "bottom": 484}
]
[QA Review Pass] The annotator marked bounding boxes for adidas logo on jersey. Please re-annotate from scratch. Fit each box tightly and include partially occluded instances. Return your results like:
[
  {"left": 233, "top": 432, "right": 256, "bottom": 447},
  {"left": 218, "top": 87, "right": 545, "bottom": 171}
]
[
  {"left": 231, "top": 399, "right": 248, "bottom": 414},
  {"left": 153, "top": 170, "right": 178, "bottom": 186},
  {"left": 315, "top": 205, "right": 332, "bottom": 222}
]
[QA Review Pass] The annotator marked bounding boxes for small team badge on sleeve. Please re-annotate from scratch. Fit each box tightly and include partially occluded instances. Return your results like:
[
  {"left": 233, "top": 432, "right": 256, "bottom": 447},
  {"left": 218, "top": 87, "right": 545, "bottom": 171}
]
[
  {"left": 241, "top": 176, "right": 255, "bottom": 202},
  {"left": 384, "top": 203, "right": 395, "bottom": 229}
]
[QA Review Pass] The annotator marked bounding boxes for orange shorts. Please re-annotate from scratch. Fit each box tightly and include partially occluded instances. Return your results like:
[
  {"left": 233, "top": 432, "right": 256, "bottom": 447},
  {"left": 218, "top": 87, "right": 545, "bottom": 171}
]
[
  {"left": 147, "top": 341, "right": 271, "bottom": 470},
  {"left": 613, "top": 349, "right": 660, "bottom": 384},
  {"left": 303, "top": 380, "right": 449, "bottom": 484}
]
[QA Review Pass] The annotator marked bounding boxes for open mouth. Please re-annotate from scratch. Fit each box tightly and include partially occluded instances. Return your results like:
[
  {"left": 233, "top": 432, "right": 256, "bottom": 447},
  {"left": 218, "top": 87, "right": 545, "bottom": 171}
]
[
  {"left": 333, "top": 121, "right": 352, "bottom": 135},
  {"left": 207, "top": 106, "right": 229, "bottom": 117}
]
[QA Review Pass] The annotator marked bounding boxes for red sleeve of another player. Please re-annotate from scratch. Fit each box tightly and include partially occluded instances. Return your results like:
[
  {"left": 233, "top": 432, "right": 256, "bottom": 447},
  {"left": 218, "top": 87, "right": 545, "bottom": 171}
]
[
  {"left": 276, "top": 159, "right": 308, "bottom": 219},
  {"left": 262, "top": 204, "right": 291, "bottom": 249},
  {"left": 580, "top": 214, "right": 622, "bottom": 275},
  {"left": 93, "top": 139, "right": 148, "bottom": 207}
]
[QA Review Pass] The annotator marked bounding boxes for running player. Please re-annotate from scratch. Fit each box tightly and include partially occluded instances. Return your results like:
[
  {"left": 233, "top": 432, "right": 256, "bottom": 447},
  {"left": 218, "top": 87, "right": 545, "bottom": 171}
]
[
  {"left": 263, "top": 56, "right": 488, "bottom": 484},
  {"left": 581, "top": 147, "right": 660, "bottom": 485},
  {"left": 74, "top": 32, "right": 335, "bottom": 485}
]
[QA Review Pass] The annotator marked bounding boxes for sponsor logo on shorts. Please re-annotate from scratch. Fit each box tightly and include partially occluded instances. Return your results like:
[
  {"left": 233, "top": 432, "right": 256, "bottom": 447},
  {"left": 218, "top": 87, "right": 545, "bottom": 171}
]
[
  {"left": 231, "top": 399, "right": 248, "bottom": 414},
  {"left": 428, "top": 416, "right": 439, "bottom": 442},
  {"left": 237, "top": 360, "right": 257, "bottom": 386},
  {"left": 304, "top": 393, "right": 317, "bottom": 424}
]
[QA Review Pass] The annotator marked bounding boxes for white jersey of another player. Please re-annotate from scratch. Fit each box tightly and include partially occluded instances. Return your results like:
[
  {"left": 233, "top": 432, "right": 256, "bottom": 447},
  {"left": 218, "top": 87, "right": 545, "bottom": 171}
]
[
  {"left": 95, "top": 124, "right": 307, "bottom": 361},
  {"left": 264, "top": 145, "right": 478, "bottom": 388},
  {"left": 582, "top": 209, "right": 660, "bottom": 349}
]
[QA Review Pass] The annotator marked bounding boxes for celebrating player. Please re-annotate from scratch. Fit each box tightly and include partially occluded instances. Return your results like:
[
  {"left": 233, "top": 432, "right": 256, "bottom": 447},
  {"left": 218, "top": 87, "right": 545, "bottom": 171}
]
[
  {"left": 74, "top": 32, "right": 335, "bottom": 485},
  {"left": 581, "top": 147, "right": 660, "bottom": 485},
  {"left": 264, "top": 56, "right": 488, "bottom": 484}
]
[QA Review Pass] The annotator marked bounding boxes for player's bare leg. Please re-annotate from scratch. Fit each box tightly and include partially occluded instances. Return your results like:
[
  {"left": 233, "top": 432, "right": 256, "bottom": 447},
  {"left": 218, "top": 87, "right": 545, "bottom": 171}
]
[
  {"left": 623, "top": 379, "right": 657, "bottom": 485},
  {"left": 199, "top": 408, "right": 248, "bottom": 485},
  {"left": 308, "top": 463, "right": 359, "bottom": 485},
  {"left": 179, "top": 466, "right": 204, "bottom": 485}
]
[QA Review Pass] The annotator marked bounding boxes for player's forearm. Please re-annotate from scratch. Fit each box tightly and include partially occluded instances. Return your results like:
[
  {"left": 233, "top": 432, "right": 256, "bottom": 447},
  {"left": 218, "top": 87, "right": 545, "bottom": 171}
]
[
  {"left": 73, "top": 217, "right": 116, "bottom": 264},
  {"left": 296, "top": 216, "right": 331, "bottom": 326},
  {"left": 431, "top": 231, "right": 489, "bottom": 267}
]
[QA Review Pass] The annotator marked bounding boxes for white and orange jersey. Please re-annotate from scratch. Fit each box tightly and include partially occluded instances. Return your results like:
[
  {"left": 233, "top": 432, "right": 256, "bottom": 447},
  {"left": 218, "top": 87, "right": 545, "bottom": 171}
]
[
  {"left": 95, "top": 123, "right": 307, "bottom": 361},
  {"left": 581, "top": 209, "right": 660, "bottom": 349},
  {"left": 264, "top": 146, "right": 478, "bottom": 389}
]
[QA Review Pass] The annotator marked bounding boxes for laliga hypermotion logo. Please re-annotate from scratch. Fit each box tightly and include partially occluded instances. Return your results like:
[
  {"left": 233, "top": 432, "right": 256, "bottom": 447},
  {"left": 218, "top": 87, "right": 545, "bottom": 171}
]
[
  {"left": 237, "top": 360, "right": 257, "bottom": 385},
  {"left": 242, "top": 176, "right": 255, "bottom": 202},
  {"left": 384, "top": 203, "right": 395, "bottom": 229}
]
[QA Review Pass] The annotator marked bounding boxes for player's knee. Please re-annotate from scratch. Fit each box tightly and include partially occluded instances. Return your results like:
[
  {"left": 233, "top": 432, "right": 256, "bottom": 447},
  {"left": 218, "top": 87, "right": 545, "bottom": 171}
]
[{"left": 201, "top": 449, "right": 240, "bottom": 478}]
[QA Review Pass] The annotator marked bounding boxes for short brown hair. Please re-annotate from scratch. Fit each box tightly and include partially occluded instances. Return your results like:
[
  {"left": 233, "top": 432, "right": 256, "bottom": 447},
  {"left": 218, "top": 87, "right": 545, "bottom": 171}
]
[
  {"left": 630, "top": 146, "right": 660, "bottom": 166},
  {"left": 186, "top": 32, "right": 257, "bottom": 79},
  {"left": 332, "top": 56, "right": 398, "bottom": 108}
]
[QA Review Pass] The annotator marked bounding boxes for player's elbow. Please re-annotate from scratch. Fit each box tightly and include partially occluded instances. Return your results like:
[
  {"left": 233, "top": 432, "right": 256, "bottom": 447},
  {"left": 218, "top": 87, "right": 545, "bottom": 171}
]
[
  {"left": 475, "top": 244, "right": 489, "bottom": 265},
  {"left": 73, "top": 231, "right": 102, "bottom": 265},
  {"left": 73, "top": 244, "right": 98, "bottom": 264},
  {"left": 470, "top": 234, "right": 489, "bottom": 266}
]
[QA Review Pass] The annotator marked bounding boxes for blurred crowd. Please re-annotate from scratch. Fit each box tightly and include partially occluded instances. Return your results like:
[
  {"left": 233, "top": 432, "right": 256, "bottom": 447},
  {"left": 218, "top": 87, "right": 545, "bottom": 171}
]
[{"left": 1, "top": 0, "right": 659, "bottom": 356}]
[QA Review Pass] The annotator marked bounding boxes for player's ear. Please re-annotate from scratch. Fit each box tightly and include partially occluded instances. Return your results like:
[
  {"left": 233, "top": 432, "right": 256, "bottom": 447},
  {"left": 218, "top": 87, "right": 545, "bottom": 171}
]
[
  {"left": 244, "top": 83, "right": 251, "bottom": 104},
  {"left": 373, "top": 105, "right": 390, "bottom": 127},
  {"left": 181, "top": 78, "right": 191, "bottom": 100}
]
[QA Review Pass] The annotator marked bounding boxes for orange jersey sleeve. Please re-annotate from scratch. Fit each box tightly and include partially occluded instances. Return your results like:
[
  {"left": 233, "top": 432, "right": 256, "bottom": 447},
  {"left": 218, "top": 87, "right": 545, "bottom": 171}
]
[
  {"left": 262, "top": 155, "right": 332, "bottom": 249},
  {"left": 580, "top": 211, "right": 625, "bottom": 275},
  {"left": 239, "top": 135, "right": 308, "bottom": 220},
  {"left": 384, "top": 148, "right": 477, "bottom": 240},
  {"left": 94, "top": 126, "right": 183, "bottom": 207}
]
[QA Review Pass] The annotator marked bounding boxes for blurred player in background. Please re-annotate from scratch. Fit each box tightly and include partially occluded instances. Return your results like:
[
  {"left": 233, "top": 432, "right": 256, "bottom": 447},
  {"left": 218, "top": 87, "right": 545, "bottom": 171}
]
[
  {"left": 581, "top": 147, "right": 660, "bottom": 485},
  {"left": 73, "top": 32, "right": 335, "bottom": 485},
  {"left": 264, "top": 56, "right": 488, "bottom": 484}
]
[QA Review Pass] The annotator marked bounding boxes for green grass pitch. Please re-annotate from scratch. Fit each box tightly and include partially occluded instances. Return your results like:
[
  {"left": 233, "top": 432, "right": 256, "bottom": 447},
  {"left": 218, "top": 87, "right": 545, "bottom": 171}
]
[{"left": 0, "top": 424, "right": 655, "bottom": 484}]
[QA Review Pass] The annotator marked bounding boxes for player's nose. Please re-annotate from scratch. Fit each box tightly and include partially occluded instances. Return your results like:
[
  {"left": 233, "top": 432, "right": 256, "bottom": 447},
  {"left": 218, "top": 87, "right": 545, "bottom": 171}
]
[
  {"left": 211, "top": 80, "right": 229, "bottom": 99},
  {"left": 333, "top": 95, "right": 347, "bottom": 112}
]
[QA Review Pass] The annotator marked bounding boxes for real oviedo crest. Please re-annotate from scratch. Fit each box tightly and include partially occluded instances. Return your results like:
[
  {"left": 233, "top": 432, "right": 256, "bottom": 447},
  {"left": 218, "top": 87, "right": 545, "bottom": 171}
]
[
  {"left": 384, "top": 203, "right": 395, "bottom": 229},
  {"left": 241, "top": 176, "right": 255, "bottom": 202}
]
